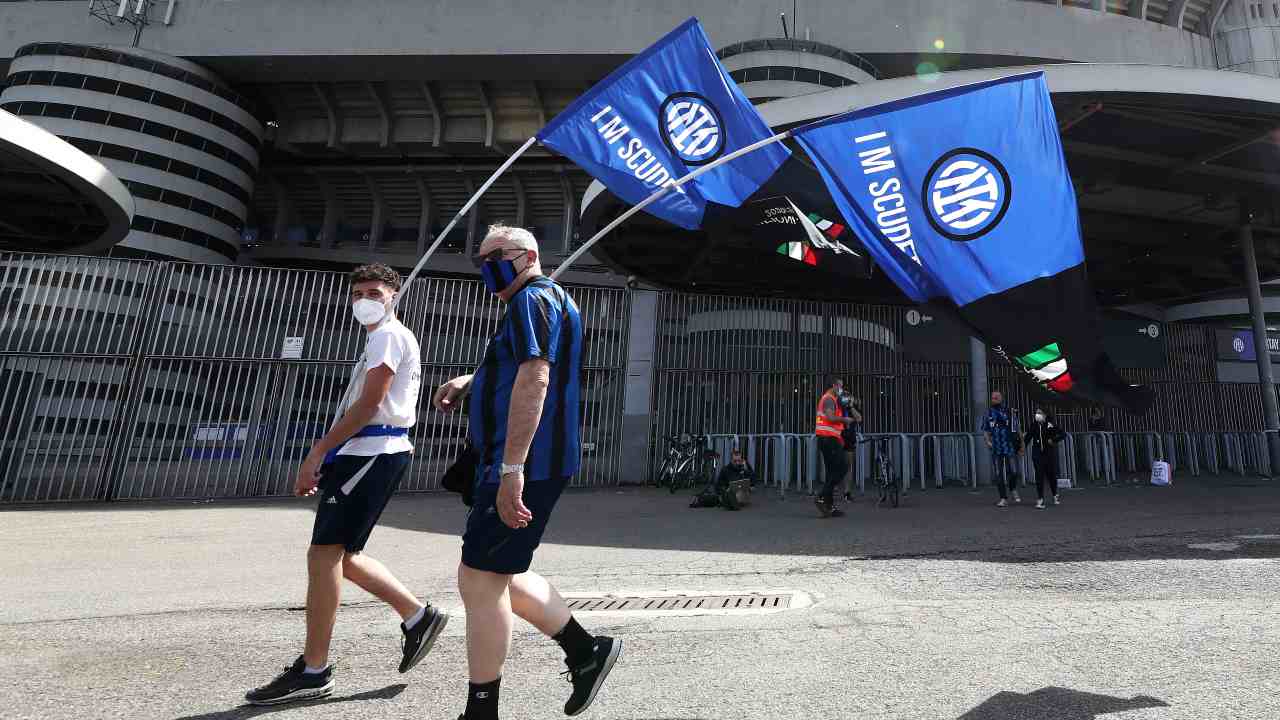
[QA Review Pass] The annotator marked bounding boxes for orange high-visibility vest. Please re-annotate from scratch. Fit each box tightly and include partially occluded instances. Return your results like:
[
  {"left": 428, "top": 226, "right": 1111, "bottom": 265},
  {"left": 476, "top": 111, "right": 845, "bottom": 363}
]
[{"left": 815, "top": 390, "right": 844, "bottom": 442}]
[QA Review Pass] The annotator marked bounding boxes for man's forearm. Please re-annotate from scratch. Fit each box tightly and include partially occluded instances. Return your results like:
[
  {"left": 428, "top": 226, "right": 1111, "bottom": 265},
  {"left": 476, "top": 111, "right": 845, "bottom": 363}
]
[{"left": 504, "top": 369, "right": 548, "bottom": 466}]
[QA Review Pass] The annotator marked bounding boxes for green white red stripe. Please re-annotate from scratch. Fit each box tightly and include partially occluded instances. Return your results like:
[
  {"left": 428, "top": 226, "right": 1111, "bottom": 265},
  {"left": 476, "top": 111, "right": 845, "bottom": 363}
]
[
  {"left": 807, "top": 213, "right": 846, "bottom": 240},
  {"left": 1016, "top": 342, "right": 1074, "bottom": 392},
  {"left": 777, "top": 242, "right": 817, "bottom": 265}
]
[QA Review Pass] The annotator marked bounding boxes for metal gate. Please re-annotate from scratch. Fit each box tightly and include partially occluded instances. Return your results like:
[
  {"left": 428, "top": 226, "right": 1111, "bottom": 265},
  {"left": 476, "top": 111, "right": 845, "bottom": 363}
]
[{"left": 0, "top": 252, "right": 628, "bottom": 503}]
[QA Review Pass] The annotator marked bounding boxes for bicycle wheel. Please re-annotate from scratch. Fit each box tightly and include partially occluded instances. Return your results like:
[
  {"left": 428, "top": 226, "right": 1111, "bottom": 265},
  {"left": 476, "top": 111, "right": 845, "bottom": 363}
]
[
  {"left": 654, "top": 456, "right": 676, "bottom": 488},
  {"left": 887, "top": 464, "right": 900, "bottom": 508},
  {"left": 671, "top": 457, "right": 692, "bottom": 493}
]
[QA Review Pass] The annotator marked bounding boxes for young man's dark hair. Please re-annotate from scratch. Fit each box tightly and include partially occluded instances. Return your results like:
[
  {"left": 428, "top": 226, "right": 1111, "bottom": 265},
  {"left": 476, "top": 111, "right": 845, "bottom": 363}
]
[{"left": 349, "top": 263, "right": 402, "bottom": 291}]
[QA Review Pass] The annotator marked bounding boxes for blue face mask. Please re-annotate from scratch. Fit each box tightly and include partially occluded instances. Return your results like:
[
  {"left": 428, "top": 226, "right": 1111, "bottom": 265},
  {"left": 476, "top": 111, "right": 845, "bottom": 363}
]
[{"left": 480, "top": 258, "right": 520, "bottom": 294}]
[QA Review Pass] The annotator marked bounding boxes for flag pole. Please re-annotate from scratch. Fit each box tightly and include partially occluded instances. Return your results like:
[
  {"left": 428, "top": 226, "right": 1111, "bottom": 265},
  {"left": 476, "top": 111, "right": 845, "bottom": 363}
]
[
  {"left": 330, "top": 136, "right": 538, "bottom": 425},
  {"left": 550, "top": 130, "right": 792, "bottom": 280}
]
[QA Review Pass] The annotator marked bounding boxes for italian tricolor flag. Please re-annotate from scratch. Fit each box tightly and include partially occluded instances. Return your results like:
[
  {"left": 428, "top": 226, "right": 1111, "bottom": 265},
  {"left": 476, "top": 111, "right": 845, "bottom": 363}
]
[
  {"left": 807, "top": 213, "right": 847, "bottom": 240},
  {"left": 777, "top": 242, "right": 817, "bottom": 265},
  {"left": 1015, "top": 343, "right": 1074, "bottom": 393}
]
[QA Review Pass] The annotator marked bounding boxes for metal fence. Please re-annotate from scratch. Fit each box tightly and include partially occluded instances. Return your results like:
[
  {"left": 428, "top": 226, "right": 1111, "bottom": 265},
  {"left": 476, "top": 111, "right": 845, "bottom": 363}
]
[
  {"left": 649, "top": 290, "right": 1275, "bottom": 484},
  {"left": 0, "top": 252, "right": 629, "bottom": 503},
  {"left": 5, "top": 254, "right": 1277, "bottom": 504}
]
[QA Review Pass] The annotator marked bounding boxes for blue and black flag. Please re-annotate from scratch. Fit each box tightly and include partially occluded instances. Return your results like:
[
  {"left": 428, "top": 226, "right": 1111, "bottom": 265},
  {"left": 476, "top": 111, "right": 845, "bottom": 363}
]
[
  {"left": 536, "top": 17, "right": 789, "bottom": 230},
  {"left": 793, "top": 72, "right": 1153, "bottom": 413}
]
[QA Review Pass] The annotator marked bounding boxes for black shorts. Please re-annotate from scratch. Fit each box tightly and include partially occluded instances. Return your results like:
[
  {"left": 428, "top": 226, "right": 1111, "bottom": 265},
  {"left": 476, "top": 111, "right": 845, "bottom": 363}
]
[
  {"left": 311, "top": 452, "right": 410, "bottom": 553},
  {"left": 461, "top": 477, "right": 568, "bottom": 575}
]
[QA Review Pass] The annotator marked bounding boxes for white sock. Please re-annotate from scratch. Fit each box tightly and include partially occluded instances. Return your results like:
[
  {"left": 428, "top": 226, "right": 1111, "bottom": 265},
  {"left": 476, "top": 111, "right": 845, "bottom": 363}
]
[
  {"left": 303, "top": 665, "right": 326, "bottom": 674},
  {"left": 406, "top": 605, "right": 428, "bottom": 629}
]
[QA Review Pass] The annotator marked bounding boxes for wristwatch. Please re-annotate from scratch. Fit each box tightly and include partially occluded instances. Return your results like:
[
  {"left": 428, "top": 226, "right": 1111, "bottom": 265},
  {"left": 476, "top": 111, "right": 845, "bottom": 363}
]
[{"left": 500, "top": 462, "right": 525, "bottom": 476}]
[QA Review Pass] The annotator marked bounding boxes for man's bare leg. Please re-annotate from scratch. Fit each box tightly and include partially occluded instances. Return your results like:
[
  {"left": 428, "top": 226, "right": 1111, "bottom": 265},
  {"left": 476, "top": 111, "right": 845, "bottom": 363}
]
[
  {"left": 508, "top": 571, "right": 571, "bottom": 636},
  {"left": 342, "top": 552, "right": 423, "bottom": 620},
  {"left": 303, "top": 544, "right": 345, "bottom": 668}
]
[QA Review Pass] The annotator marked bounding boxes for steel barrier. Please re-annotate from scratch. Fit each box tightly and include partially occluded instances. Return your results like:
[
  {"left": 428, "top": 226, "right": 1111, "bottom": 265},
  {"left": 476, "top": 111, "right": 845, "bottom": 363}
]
[
  {"left": 1109, "top": 431, "right": 1164, "bottom": 476},
  {"left": 916, "top": 433, "right": 977, "bottom": 489},
  {"left": 1071, "top": 432, "right": 1116, "bottom": 486},
  {"left": 1219, "top": 431, "right": 1272, "bottom": 477},
  {"left": 1162, "top": 432, "right": 1200, "bottom": 476},
  {"left": 1198, "top": 432, "right": 1221, "bottom": 475}
]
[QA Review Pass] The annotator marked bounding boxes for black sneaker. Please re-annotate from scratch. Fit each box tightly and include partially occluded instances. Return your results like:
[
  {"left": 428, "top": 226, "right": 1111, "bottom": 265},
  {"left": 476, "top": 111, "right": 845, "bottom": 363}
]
[
  {"left": 830, "top": 507, "right": 845, "bottom": 518},
  {"left": 244, "top": 656, "right": 334, "bottom": 706},
  {"left": 815, "top": 498, "right": 832, "bottom": 518},
  {"left": 399, "top": 606, "right": 449, "bottom": 673},
  {"left": 562, "top": 636, "right": 622, "bottom": 716}
]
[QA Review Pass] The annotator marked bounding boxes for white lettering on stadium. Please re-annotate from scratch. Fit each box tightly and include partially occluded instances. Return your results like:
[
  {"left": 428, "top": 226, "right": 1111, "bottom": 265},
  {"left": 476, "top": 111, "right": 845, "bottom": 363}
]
[
  {"left": 854, "top": 131, "right": 922, "bottom": 266},
  {"left": 590, "top": 105, "right": 686, "bottom": 194}
]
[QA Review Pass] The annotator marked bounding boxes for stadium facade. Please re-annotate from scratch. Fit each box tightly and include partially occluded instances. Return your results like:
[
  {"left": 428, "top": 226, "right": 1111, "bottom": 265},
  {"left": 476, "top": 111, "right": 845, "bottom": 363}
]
[{"left": 3, "top": 0, "right": 1280, "bottom": 499}]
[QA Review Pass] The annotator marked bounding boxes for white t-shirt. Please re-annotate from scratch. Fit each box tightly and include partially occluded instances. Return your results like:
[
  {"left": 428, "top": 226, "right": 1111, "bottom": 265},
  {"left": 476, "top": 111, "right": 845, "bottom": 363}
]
[{"left": 338, "top": 317, "right": 421, "bottom": 456}]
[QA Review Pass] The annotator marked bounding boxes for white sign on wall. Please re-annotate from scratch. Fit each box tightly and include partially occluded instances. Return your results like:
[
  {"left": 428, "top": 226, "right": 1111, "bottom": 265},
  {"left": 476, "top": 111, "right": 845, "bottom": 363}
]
[{"left": 281, "top": 336, "right": 304, "bottom": 359}]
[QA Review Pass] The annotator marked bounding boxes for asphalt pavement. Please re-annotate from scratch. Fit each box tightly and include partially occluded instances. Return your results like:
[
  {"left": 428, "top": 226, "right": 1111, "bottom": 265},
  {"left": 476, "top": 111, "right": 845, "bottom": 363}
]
[{"left": 2, "top": 475, "right": 1278, "bottom": 719}]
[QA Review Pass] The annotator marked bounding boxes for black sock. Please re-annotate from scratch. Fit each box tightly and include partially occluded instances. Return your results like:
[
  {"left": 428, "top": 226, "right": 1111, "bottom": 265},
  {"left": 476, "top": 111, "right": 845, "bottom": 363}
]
[
  {"left": 465, "top": 678, "right": 500, "bottom": 720},
  {"left": 552, "top": 616, "right": 596, "bottom": 666}
]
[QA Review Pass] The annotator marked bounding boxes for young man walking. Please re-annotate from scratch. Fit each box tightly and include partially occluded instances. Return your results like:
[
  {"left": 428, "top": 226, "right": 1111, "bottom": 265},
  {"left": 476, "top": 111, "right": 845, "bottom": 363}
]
[
  {"left": 245, "top": 264, "right": 447, "bottom": 705},
  {"left": 434, "top": 224, "right": 620, "bottom": 720}
]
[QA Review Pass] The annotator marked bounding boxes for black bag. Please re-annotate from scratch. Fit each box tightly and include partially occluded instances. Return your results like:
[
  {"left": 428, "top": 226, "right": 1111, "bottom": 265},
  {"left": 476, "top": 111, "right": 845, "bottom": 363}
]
[{"left": 441, "top": 441, "right": 478, "bottom": 506}]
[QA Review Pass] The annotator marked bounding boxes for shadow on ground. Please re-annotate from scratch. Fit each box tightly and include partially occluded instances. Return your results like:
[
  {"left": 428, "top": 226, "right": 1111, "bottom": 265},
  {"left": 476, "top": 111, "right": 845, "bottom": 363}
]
[
  {"left": 172, "top": 683, "right": 406, "bottom": 720},
  {"left": 958, "top": 686, "right": 1169, "bottom": 719}
]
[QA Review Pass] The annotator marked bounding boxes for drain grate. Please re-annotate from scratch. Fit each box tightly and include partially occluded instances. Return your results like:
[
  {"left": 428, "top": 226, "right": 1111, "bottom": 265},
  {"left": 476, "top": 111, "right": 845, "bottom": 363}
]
[{"left": 565, "top": 593, "right": 792, "bottom": 613}]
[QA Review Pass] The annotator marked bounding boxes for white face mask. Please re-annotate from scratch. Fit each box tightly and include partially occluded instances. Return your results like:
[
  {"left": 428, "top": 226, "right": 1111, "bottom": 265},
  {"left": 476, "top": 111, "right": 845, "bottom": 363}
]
[
  {"left": 1034, "top": 413, "right": 1046, "bottom": 422},
  {"left": 352, "top": 298, "right": 389, "bottom": 325}
]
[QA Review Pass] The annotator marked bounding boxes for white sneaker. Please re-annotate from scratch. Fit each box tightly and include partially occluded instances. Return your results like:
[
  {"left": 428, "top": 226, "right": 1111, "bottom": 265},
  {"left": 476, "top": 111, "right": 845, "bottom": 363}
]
[
  {"left": 996, "top": 499, "right": 1008, "bottom": 508},
  {"left": 1013, "top": 492, "right": 1022, "bottom": 504},
  {"left": 1035, "top": 499, "right": 1045, "bottom": 509},
  {"left": 1053, "top": 495, "right": 1061, "bottom": 505}
]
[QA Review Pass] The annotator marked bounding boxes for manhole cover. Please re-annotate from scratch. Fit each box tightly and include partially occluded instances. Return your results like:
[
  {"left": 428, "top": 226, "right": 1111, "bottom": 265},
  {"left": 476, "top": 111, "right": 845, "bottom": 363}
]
[{"left": 563, "top": 590, "right": 809, "bottom": 615}]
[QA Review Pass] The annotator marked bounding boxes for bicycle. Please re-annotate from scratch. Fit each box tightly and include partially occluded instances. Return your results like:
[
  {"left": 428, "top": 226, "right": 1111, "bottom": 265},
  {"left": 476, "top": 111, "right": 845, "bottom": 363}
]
[
  {"left": 858, "top": 435, "right": 900, "bottom": 508},
  {"left": 654, "top": 434, "right": 714, "bottom": 493}
]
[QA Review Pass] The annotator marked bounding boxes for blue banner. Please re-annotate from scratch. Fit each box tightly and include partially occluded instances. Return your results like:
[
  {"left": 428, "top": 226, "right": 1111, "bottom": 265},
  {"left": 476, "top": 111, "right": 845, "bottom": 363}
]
[
  {"left": 536, "top": 18, "right": 789, "bottom": 230},
  {"left": 792, "top": 73, "right": 1083, "bottom": 305}
]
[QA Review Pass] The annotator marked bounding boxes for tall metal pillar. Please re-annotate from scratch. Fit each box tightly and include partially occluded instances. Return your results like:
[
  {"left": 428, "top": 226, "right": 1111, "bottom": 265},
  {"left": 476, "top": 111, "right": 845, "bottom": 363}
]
[
  {"left": 618, "top": 290, "right": 659, "bottom": 485},
  {"left": 1239, "top": 208, "right": 1280, "bottom": 477},
  {"left": 970, "top": 336, "right": 991, "bottom": 486}
]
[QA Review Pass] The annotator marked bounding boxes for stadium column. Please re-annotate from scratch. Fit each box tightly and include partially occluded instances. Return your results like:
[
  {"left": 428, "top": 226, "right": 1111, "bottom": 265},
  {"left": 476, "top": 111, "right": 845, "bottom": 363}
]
[
  {"left": 970, "top": 336, "right": 992, "bottom": 486},
  {"left": 619, "top": 290, "right": 660, "bottom": 485},
  {"left": 1239, "top": 206, "right": 1280, "bottom": 477}
]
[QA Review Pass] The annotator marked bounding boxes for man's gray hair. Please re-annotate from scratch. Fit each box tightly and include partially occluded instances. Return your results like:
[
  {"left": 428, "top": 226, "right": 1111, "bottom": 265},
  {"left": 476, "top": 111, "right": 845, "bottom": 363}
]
[{"left": 484, "top": 223, "right": 538, "bottom": 252}]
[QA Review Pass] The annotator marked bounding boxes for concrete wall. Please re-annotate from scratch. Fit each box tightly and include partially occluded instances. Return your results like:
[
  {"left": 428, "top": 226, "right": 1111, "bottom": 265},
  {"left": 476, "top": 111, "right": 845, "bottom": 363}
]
[{"left": 0, "top": 0, "right": 1217, "bottom": 70}]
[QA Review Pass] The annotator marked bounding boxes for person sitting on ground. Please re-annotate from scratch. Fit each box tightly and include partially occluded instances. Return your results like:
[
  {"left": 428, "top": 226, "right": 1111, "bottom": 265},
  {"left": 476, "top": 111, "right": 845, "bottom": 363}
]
[{"left": 715, "top": 449, "right": 756, "bottom": 510}]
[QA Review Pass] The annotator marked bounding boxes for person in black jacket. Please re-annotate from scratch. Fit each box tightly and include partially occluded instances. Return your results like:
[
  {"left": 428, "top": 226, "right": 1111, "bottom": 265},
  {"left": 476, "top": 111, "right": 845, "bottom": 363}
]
[
  {"left": 715, "top": 449, "right": 756, "bottom": 510},
  {"left": 1022, "top": 408, "right": 1065, "bottom": 509}
]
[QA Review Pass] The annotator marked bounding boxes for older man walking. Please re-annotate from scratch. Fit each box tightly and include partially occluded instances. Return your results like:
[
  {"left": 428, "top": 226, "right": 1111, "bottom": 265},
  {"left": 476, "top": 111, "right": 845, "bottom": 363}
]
[{"left": 434, "top": 224, "right": 621, "bottom": 720}]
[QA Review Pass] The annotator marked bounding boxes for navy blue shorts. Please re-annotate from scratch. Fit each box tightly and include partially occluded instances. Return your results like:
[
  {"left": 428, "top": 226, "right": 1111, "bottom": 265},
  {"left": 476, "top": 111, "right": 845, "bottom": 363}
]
[
  {"left": 461, "top": 477, "right": 568, "bottom": 575},
  {"left": 311, "top": 452, "right": 410, "bottom": 553}
]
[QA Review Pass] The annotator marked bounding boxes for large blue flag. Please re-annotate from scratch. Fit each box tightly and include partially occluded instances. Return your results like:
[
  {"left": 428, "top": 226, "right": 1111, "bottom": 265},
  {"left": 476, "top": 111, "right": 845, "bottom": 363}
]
[
  {"left": 793, "top": 72, "right": 1080, "bottom": 306},
  {"left": 537, "top": 18, "right": 789, "bottom": 230},
  {"left": 794, "top": 72, "right": 1152, "bottom": 413}
]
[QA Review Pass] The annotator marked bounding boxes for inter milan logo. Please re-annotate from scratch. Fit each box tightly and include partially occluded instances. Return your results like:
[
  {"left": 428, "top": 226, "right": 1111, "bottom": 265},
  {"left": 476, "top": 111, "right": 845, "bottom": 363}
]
[
  {"left": 659, "top": 92, "right": 725, "bottom": 165},
  {"left": 923, "top": 148, "right": 1012, "bottom": 242},
  {"left": 1234, "top": 337, "right": 1246, "bottom": 354}
]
